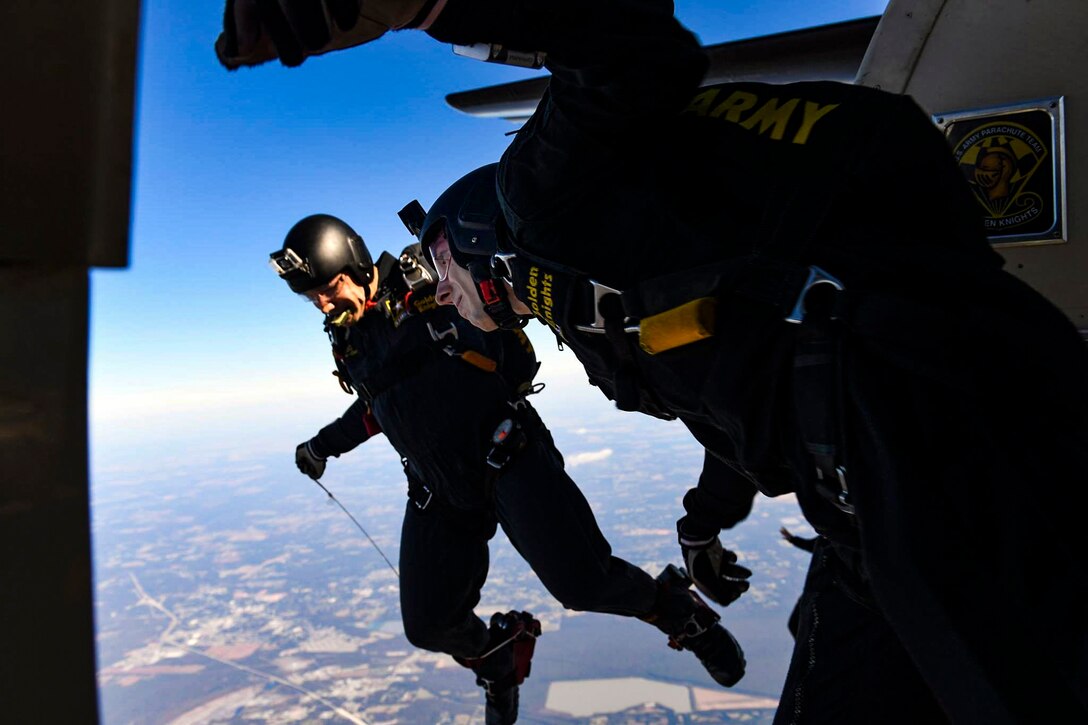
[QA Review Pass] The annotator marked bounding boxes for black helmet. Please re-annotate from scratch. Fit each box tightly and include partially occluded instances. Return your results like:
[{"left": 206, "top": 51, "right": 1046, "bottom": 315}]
[
  {"left": 269, "top": 214, "right": 374, "bottom": 294},
  {"left": 418, "top": 163, "right": 503, "bottom": 268},
  {"left": 414, "top": 164, "right": 525, "bottom": 329}
]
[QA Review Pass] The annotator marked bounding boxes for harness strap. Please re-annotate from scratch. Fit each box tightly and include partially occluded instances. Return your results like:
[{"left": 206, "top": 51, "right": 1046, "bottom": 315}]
[
  {"left": 402, "top": 456, "right": 435, "bottom": 512},
  {"left": 331, "top": 359, "right": 356, "bottom": 395},
  {"left": 502, "top": 141, "right": 860, "bottom": 514},
  {"left": 792, "top": 293, "right": 855, "bottom": 515},
  {"left": 599, "top": 293, "right": 643, "bottom": 412}
]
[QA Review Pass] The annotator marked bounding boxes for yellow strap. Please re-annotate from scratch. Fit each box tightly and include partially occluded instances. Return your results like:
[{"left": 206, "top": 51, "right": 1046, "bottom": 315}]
[
  {"left": 638, "top": 297, "right": 717, "bottom": 355},
  {"left": 460, "top": 349, "right": 499, "bottom": 373}
]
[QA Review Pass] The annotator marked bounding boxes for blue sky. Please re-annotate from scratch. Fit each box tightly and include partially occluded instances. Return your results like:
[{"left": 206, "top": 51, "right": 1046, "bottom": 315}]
[{"left": 89, "top": 0, "right": 889, "bottom": 462}]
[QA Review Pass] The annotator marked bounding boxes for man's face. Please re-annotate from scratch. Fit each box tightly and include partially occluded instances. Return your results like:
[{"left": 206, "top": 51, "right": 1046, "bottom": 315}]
[
  {"left": 303, "top": 272, "right": 369, "bottom": 326},
  {"left": 430, "top": 233, "right": 498, "bottom": 331}
]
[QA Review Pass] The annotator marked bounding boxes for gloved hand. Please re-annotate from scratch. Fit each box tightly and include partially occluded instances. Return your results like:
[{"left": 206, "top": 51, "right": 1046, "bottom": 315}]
[
  {"left": 295, "top": 440, "right": 328, "bottom": 480},
  {"left": 678, "top": 525, "right": 752, "bottom": 607},
  {"left": 215, "top": 0, "right": 431, "bottom": 69}
]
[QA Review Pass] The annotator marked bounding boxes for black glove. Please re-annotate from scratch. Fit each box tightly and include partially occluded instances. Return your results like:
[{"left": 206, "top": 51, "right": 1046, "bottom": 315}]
[
  {"left": 295, "top": 440, "right": 328, "bottom": 480},
  {"left": 215, "top": 0, "right": 431, "bottom": 69},
  {"left": 678, "top": 522, "right": 752, "bottom": 607}
]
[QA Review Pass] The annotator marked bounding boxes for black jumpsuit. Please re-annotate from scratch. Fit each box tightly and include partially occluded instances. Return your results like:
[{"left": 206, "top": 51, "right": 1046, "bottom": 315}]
[
  {"left": 306, "top": 249, "right": 658, "bottom": 659},
  {"left": 426, "top": 2, "right": 1088, "bottom": 722}
]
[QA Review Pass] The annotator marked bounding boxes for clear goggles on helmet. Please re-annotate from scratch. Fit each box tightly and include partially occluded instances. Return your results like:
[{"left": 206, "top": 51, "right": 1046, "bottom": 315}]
[
  {"left": 430, "top": 246, "right": 515, "bottom": 285},
  {"left": 432, "top": 250, "right": 453, "bottom": 281},
  {"left": 303, "top": 274, "right": 349, "bottom": 303},
  {"left": 268, "top": 247, "right": 309, "bottom": 277},
  {"left": 429, "top": 230, "right": 454, "bottom": 282}
]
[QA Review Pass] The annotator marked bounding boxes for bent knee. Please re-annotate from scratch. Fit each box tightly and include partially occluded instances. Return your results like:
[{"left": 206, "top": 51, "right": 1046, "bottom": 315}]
[
  {"left": 402, "top": 614, "right": 447, "bottom": 653},
  {"left": 547, "top": 582, "right": 603, "bottom": 613},
  {"left": 402, "top": 611, "right": 486, "bottom": 658}
]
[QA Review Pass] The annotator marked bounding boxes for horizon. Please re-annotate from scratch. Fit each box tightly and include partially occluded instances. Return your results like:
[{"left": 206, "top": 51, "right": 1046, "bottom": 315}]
[
  {"left": 89, "top": 5, "right": 887, "bottom": 719},
  {"left": 89, "top": 0, "right": 889, "bottom": 462}
]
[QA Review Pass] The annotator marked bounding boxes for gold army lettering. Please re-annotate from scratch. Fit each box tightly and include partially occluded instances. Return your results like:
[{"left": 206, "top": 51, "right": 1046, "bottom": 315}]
[{"left": 684, "top": 88, "right": 839, "bottom": 145}]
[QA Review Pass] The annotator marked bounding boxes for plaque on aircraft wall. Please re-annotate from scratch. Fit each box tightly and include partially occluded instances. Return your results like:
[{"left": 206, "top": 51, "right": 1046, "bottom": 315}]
[{"left": 934, "top": 97, "right": 1066, "bottom": 247}]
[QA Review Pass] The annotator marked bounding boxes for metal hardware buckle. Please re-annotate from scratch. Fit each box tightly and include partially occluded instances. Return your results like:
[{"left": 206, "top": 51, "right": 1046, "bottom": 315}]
[
  {"left": 491, "top": 252, "right": 517, "bottom": 281},
  {"left": 410, "top": 484, "right": 433, "bottom": 511},
  {"left": 400, "top": 253, "right": 434, "bottom": 290},
  {"left": 668, "top": 610, "right": 714, "bottom": 650},
  {"left": 679, "top": 613, "right": 710, "bottom": 640},
  {"left": 785, "top": 266, "right": 845, "bottom": 324},
  {"left": 427, "top": 321, "right": 459, "bottom": 342},
  {"left": 574, "top": 279, "right": 640, "bottom": 335},
  {"left": 816, "top": 464, "right": 855, "bottom": 515},
  {"left": 476, "top": 676, "right": 498, "bottom": 696}
]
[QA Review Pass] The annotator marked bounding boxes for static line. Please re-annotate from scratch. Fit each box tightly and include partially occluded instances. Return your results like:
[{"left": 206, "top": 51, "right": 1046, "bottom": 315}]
[{"left": 313, "top": 479, "right": 400, "bottom": 579}]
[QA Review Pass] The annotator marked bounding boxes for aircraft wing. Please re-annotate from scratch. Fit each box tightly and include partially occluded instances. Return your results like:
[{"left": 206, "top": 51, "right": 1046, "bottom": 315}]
[{"left": 446, "top": 16, "right": 882, "bottom": 122}]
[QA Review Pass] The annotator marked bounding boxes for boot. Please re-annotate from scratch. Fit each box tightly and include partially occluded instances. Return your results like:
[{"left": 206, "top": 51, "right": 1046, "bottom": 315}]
[
  {"left": 643, "top": 564, "right": 746, "bottom": 687},
  {"left": 482, "top": 682, "right": 519, "bottom": 725},
  {"left": 455, "top": 611, "right": 542, "bottom": 725}
]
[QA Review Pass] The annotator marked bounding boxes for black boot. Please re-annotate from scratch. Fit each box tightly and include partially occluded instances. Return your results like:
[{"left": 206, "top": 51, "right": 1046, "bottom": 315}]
[
  {"left": 482, "top": 681, "right": 519, "bottom": 725},
  {"left": 455, "top": 611, "right": 542, "bottom": 725},
  {"left": 643, "top": 564, "right": 746, "bottom": 687}
]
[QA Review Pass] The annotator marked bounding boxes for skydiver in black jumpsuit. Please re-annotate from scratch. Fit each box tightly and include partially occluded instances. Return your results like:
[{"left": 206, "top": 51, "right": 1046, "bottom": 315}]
[
  {"left": 221, "top": 2, "right": 1088, "bottom": 722},
  {"left": 271, "top": 214, "right": 746, "bottom": 724}
]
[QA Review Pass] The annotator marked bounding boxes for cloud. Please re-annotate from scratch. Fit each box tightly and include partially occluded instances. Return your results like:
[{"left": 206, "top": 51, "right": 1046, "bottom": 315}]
[{"left": 566, "top": 448, "right": 613, "bottom": 467}]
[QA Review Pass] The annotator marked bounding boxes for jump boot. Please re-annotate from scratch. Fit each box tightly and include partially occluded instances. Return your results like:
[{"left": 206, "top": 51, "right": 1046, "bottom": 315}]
[
  {"left": 455, "top": 611, "right": 542, "bottom": 725},
  {"left": 643, "top": 564, "right": 746, "bottom": 687}
]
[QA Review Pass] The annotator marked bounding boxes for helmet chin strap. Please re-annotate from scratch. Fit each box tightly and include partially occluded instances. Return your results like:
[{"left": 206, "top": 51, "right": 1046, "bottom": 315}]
[{"left": 468, "top": 260, "right": 527, "bottom": 330}]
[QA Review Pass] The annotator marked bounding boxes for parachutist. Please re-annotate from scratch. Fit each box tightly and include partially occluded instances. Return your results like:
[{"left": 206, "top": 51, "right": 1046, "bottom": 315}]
[
  {"left": 221, "top": 0, "right": 1088, "bottom": 718},
  {"left": 411, "top": 5, "right": 1088, "bottom": 720},
  {"left": 268, "top": 211, "right": 747, "bottom": 722}
]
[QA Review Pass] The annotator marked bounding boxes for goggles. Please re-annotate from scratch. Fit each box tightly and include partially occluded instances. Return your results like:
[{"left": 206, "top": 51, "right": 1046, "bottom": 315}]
[
  {"left": 432, "top": 251, "right": 453, "bottom": 281},
  {"left": 304, "top": 274, "right": 347, "bottom": 303}
]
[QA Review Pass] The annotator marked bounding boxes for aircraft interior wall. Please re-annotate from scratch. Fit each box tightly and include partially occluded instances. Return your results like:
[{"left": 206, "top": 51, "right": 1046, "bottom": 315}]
[{"left": 858, "top": 0, "right": 1088, "bottom": 335}]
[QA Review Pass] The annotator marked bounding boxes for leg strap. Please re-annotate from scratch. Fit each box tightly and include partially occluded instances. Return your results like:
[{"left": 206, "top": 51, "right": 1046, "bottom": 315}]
[{"left": 792, "top": 281, "right": 855, "bottom": 516}]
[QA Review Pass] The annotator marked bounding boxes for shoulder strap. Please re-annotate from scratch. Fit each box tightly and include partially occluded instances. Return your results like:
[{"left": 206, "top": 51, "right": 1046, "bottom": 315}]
[{"left": 326, "top": 323, "right": 358, "bottom": 395}]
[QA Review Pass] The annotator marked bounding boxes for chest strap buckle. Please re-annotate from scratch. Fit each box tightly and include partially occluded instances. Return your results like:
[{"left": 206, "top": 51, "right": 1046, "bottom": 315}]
[
  {"left": 427, "top": 320, "right": 460, "bottom": 342},
  {"left": 574, "top": 279, "right": 639, "bottom": 335}
]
